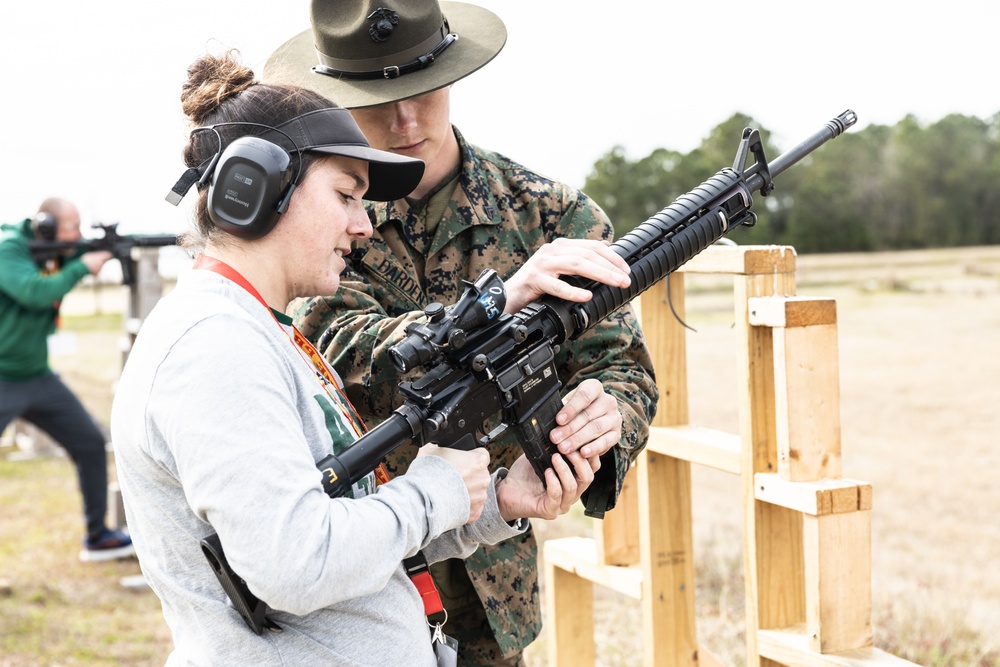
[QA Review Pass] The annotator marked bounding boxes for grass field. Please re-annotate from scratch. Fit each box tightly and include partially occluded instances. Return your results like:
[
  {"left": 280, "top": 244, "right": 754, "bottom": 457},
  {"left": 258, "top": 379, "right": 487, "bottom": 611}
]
[{"left": 3, "top": 246, "right": 1000, "bottom": 666}]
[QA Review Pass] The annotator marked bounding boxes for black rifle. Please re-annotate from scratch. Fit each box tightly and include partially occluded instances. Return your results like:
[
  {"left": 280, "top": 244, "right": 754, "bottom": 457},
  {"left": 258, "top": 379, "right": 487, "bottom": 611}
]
[
  {"left": 202, "top": 110, "right": 858, "bottom": 634},
  {"left": 313, "top": 110, "right": 858, "bottom": 505},
  {"left": 29, "top": 222, "right": 178, "bottom": 285}
]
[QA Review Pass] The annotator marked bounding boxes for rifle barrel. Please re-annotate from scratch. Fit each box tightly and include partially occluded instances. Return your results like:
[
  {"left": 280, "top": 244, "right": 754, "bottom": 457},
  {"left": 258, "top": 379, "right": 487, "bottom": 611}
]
[
  {"left": 125, "top": 235, "right": 179, "bottom": 247},
  {"left": 555, "top": 109, "right": 858, "bottom": 339},
  {"left": 748, "top": 109, "right": 858, "bottom": 190}
]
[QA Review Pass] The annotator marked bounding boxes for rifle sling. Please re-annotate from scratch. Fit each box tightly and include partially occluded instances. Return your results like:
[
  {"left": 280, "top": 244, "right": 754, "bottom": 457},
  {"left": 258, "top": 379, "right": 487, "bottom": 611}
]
[{"left": 403, "top": 551, "right": 447, "bottom": 626}]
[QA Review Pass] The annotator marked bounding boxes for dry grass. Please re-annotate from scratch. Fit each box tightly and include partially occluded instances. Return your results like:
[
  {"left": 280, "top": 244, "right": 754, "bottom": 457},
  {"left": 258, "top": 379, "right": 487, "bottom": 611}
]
[
  {"left": 3, "top": 247, "right": 1000, "bottom": 666},
  {"left": 0, "top": 457, "right": 171, "bottom": 667}
]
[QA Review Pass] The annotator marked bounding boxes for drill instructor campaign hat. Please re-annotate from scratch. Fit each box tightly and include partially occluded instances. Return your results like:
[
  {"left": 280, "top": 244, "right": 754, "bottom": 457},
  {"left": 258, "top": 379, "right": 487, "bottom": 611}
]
[{"left": 264, "top": 0, "right": 507, "bottom": 109}]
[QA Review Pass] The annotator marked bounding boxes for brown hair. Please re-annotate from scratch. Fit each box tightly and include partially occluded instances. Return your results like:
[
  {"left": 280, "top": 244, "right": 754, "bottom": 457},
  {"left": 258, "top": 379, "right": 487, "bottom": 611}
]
[{"left": 178, "top": 50, "right": 335, "bottom": 245}]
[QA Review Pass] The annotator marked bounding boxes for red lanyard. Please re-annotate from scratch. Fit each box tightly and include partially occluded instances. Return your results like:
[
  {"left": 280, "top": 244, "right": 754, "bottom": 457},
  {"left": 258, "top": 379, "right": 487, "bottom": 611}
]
[{"left": 191, "top": 254, "right": 369, "bottom": 440}]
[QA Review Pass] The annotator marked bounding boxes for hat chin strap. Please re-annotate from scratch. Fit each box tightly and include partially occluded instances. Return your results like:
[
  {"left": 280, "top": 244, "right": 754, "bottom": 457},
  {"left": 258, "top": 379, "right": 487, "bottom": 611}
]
[{"left": 312, "top": 33, "right": 458, "bottom": 81}]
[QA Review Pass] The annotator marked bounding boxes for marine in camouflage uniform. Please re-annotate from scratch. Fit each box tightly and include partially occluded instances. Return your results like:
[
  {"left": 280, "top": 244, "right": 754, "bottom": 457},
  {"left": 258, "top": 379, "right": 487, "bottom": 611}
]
[
  {"left": 267, "top": 0, "right": 659, "bottom": 662},
  {"left": 289, "top": 128, "right": 659, "bottom": 663}
]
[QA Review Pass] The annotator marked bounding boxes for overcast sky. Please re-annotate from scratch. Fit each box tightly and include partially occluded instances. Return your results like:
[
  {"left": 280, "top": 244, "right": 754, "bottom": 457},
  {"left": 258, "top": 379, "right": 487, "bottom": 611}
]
[{"left": 1, "top": 0, "right": 996, "bottom": 235}]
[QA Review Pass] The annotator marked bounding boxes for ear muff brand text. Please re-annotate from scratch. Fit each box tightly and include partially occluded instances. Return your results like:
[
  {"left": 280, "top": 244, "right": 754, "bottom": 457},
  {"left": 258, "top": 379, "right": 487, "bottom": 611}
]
[{"left": 225, "top": 190, "right": 251, "bottom": 209}]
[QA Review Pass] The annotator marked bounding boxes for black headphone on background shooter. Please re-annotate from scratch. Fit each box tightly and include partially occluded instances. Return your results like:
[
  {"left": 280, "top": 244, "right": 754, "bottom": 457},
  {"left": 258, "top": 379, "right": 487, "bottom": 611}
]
[
  {"left": 32, "top": 212, "right": 58, "bottom": 241},
  {"left": 166, "top": 122, "right": 303, "bottom": 240}
]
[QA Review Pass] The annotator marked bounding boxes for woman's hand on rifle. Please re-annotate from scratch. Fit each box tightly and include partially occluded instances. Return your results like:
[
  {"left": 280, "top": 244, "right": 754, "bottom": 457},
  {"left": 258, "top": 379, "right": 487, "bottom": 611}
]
[{"left": 495, "top": 449, "right": 599, "bottom": 522}]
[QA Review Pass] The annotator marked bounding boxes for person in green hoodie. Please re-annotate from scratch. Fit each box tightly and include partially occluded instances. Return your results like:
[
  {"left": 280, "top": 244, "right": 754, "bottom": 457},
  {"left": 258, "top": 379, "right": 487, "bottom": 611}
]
[{"left": 0, "top": 197, "right": 135, "bottom": 562}]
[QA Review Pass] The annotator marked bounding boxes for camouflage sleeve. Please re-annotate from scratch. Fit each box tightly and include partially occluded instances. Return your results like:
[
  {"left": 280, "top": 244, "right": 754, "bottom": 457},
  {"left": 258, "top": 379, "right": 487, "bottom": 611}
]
[
  {"left": 549, "top": 190, "right": 659, "bottom": 515},
  {"left": 288, "top": 269, "right": 424, "bottom": 423}
]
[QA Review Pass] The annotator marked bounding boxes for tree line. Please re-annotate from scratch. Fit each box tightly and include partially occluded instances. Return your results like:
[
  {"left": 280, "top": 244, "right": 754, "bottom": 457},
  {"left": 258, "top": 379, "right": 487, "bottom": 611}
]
[{"left": 583, "top": 112, "right": 1000, "bottom": 253}]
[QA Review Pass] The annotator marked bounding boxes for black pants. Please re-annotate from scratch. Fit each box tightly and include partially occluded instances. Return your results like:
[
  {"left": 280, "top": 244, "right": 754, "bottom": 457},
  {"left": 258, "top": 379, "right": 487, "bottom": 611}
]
[{"left": 0, "top": 372, "right": 108, "bottom": 535}]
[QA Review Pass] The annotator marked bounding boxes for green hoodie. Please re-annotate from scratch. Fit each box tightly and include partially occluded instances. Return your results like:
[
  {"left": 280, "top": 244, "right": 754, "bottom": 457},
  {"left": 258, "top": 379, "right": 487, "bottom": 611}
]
[{"left": 0, "top": 219, "right": 90, "bottom": 380}]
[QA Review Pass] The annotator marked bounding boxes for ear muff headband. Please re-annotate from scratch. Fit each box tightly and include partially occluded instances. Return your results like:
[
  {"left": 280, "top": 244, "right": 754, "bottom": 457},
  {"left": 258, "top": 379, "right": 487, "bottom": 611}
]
[
  {"left": 166, "top": 122, "right": 303, "bottom": 240},
  {"left": 165, "top": 108, "right": 425, "bottom": 233}
]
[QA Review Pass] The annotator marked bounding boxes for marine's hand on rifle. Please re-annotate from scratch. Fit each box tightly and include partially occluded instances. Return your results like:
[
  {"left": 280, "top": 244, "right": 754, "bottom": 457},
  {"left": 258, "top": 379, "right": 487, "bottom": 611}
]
[
  {"left": 416, "top": 444, "right": 491, "bottom": 524},
  {"left": 497, "top": 450, "right": 598, "bottom": 521},
  {"left": 501, "top": 238, "right": 631, "bottom": 313},
  {"left": 550, "top": 378, "right": 623, "bottom": 460},
  {"left": 81, "top": 250, "right": 113, "bottom": 275}
]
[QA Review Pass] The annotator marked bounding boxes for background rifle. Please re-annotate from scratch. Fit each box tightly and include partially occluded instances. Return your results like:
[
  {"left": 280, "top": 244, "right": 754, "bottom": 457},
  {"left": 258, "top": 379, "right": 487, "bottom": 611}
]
[
  {"left": 202, "top": 110, "right": 857, "bottom": 634},
  {"left": 29, "top": 222, "right": 178, "bottom": 285}
]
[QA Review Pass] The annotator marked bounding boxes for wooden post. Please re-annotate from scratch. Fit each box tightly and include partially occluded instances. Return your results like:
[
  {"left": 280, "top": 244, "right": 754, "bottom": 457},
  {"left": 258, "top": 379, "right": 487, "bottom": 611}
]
[
  {"left": 803, "top": 510, "right": 873, "bottom": 652},
  {"left": 112, "top": 246, "right": 163, "bottom": 534},
  {"left": 545, "top": 557, "right": 595, "bottom": 667},
  {"left": 750, "top": 297, "right": 842, "bottom": 482},
  {"left": 750, "top": 295, "right": 872, "bottom": 654},
  {"left": 638, "top": 449, "right": 698, "bottom": 666},
  {"left": 734, "top": 249, "right": 803, "bottom": 667},
  {"left": 595, "top": 472, "right": 640, "bottom": 566},
  {"left": 637, "top": 272, "right": 699, "bottom": 666},
  {"left": 120, "top": 247, "right": 163, "bottom": 368},
  {"left": 595, "top": 291, "right": 647, "bottom": 567}
]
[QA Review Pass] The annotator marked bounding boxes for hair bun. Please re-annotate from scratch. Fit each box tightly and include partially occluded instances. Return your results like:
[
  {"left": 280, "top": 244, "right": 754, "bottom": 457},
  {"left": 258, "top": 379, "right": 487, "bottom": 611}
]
[{"left": 180, "top": 50, "right": 256, "bottom": 125}]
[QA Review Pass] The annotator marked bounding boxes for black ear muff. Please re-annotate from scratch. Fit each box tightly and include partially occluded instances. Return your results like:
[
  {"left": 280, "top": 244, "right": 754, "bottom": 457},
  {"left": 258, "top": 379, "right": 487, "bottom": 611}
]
[
  {"left": 206, "top": 137, "right": 294, "bottom": 240},
  {"left": 32, "top": 212, "right": 58, "bottom": 241}
]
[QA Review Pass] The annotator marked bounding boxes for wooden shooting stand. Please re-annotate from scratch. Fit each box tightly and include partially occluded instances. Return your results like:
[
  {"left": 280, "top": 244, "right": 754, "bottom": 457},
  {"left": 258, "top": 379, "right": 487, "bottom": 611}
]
[{"left": 542, "top": 245, "right": 918, "bottom": 667}]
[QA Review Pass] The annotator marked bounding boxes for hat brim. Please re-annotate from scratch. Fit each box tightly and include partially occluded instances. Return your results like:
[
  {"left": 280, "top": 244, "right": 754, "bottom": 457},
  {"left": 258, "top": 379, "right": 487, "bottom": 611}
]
[
  {"left": 263, "top": 2, "right": 507, "bottom": 109},
  {"left": 311, "top": 144, "right": 425, "bottom": 201}
]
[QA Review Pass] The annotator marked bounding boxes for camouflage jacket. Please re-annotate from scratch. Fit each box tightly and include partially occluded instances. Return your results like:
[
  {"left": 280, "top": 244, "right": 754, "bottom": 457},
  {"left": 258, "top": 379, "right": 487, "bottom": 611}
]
[{"left": 289, "top": 128, "right": 658, "bottom": 656}]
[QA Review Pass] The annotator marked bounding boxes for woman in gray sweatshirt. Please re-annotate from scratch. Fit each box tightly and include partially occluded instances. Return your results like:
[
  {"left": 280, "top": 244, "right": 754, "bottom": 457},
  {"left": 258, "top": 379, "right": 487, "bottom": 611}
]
[{"left": 110, "top": 51, "right": 597, "bottom": 667}]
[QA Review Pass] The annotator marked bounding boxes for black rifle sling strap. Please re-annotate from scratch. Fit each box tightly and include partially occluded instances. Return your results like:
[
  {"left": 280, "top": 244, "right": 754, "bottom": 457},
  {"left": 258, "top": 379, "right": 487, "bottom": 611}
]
[{"left": 581, "top": 450, "right": 618, "bottom": 519}]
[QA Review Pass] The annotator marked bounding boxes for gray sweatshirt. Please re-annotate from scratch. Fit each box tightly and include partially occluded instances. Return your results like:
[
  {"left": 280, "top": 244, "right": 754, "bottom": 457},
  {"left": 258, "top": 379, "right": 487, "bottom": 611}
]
[{"left": 111, "top": 268, "right": 525, "bottom": 666}]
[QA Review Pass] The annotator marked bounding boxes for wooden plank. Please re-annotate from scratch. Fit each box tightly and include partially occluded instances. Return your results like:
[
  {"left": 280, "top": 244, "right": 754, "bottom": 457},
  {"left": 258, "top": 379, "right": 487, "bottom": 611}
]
[
  {"left": 646, "top": 425, "right": 741, "bottom": 475},
  {"left": 543, "top": 537, "right": 643, "bottom": 600},
  {"left": 804, "top": 512, "right": 873, "bottom": 653},
  {"left": 773, "top": 323, "right": 843, "bottom": 482},
  {"left": 758, "top": 626, "right": 917, "bottom": 666},
  {"left": 594, "top": 281, "right": 646, "bottom": 564},
  {"left": 676, "top": 244, "right": 744, "bottom": 274},
  {"left": 749, "top": 296, "right": 838, "bottom": 328},
  {"left": 754, "top": 474, "right": 873, "bottom": 516},
  {"left": 736, "top": 269, "right": 804, "bottom": 667},
  {"left": 636, "top": 273, "right": 699, "bottom": 666},
  {"left": 640, "top": 273, "right": 690, "bottom": 427},
  {"left": 697, "top": 645, "right": 731, "bottom": 667},
  {"left": 740, "top": 247, "right": 798, "bottom": 276},
  {"left": 858, "top": 484, "right": 873, "bottom": 512},
  {"left": 596, "top": 272, "right": 692, "bottom": 567},
  {"left": 639, "top": 450, "right": 698, "bottom": 666},
  {"left": 595, "top": 471, "right": 639, "bottom": 566},
  {"left": 545, "top": 552, "right": 596, "bottom": 667},
  {"left": 679, "top": 244, "right": 797, "bottom": 275}
]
